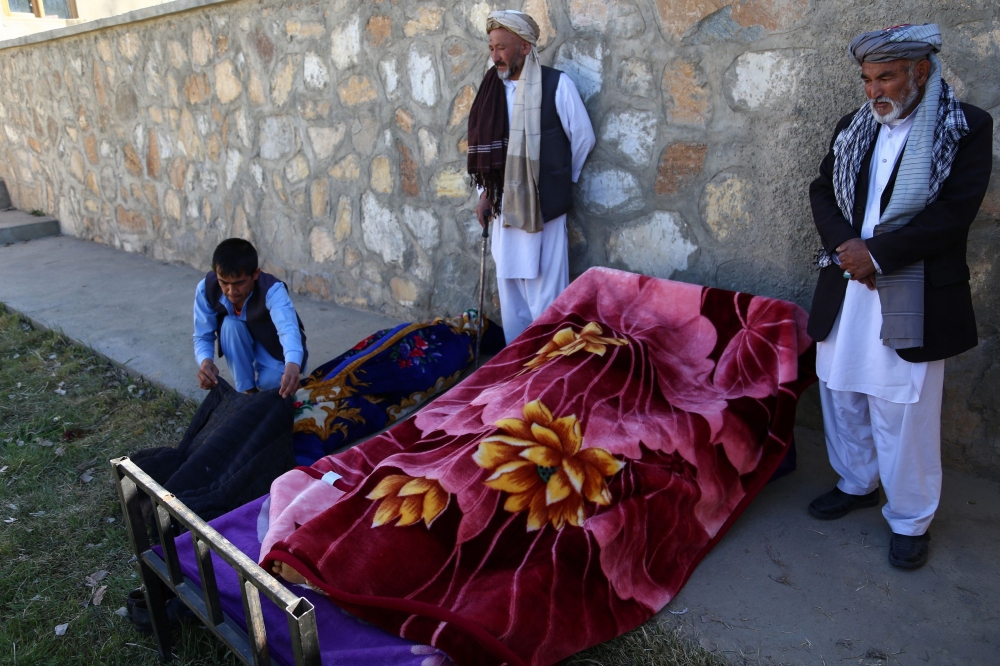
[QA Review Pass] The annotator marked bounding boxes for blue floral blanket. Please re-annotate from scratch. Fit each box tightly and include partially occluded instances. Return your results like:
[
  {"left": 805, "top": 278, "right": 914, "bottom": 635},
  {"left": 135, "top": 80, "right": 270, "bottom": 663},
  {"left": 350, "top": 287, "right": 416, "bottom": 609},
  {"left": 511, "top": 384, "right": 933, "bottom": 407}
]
[{"left": 292, "top": 312, "right": 503, "bottom": 465}]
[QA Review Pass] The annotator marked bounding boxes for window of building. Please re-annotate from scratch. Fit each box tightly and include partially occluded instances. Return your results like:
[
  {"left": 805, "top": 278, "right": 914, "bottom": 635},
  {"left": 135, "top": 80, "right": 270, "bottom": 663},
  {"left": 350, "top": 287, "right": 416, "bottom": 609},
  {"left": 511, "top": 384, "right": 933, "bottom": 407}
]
[{"left": 1, "top": 0, "right": 77, "bottom": 20}]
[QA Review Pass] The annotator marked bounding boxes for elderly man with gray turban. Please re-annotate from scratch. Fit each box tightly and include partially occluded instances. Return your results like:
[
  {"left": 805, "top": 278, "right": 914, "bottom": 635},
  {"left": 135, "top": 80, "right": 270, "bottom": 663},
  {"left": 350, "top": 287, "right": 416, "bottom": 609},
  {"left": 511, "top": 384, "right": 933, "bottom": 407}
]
[
  {"left": 807, "top": 24, "right": 993, "bottom": 569},
  {"left": 467, "top": 10, "right": 595, "bottom": 344}
]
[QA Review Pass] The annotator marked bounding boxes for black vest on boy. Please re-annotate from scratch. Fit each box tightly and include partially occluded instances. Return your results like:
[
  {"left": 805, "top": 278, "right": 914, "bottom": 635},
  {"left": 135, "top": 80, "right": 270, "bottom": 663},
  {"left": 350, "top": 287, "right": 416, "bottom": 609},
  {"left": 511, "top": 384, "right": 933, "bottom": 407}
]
[
  {"left": 204, "top": 271, "right": 307, "bottom": 364},
  {"left": 538, "top": 66, "right": 574, "bottom": 222}
]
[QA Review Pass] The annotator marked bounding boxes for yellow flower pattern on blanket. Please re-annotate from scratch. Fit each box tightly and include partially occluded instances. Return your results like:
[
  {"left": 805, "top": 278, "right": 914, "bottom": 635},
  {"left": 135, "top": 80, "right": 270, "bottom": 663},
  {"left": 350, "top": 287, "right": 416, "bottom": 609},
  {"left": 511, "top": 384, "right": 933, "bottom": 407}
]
[
  {"left": 520, "top": 322, "right": 628, "bottom": 374},
  {"left": 293, "top": 401, "right": 366, "bottom": 441},
  {"left": 367, "top": 475, "right": 450, "bottom": 528},
  {"left": 474, "top": 399, "right": 624, "bottom": 531}
]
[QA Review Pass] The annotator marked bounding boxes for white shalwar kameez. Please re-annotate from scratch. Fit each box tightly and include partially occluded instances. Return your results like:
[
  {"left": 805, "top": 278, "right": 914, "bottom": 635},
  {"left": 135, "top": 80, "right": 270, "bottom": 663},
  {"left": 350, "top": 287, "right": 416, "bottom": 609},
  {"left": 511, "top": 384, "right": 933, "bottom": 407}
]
[
  {"left": 816, "top": 112, "right": 945, "bottom": 536},
  {"left": 491, "top": 75, "right": 595, "bottom": 344}
]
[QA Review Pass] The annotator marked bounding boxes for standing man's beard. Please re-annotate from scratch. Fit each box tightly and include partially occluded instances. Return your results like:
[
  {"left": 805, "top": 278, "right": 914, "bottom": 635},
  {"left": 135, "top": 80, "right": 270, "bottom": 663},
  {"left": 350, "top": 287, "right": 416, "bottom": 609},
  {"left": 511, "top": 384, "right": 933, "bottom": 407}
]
[
  {"left": 869, "top": 76, "right": 920, "bottom": 124},
  {"left": 497, "top": 52, "right": 524, "bottom": 81}
]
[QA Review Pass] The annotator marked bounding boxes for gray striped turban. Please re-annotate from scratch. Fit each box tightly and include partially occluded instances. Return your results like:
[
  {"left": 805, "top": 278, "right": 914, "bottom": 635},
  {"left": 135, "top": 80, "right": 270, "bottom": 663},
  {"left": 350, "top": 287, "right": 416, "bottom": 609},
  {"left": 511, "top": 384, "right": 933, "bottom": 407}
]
[{"left": 849, "top": 23, "right": 942, "bottom": 64}]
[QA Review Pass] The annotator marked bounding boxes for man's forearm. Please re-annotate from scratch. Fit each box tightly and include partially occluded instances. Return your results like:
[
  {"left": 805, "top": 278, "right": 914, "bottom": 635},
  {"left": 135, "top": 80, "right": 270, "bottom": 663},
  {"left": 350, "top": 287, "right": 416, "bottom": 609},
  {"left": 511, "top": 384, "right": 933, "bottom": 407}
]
[
  {"left": 194, "top": 336, "right": 216, "bottom": 366},
  {"left": 811, "top": 179, "right": 860, "bottom": 253}
]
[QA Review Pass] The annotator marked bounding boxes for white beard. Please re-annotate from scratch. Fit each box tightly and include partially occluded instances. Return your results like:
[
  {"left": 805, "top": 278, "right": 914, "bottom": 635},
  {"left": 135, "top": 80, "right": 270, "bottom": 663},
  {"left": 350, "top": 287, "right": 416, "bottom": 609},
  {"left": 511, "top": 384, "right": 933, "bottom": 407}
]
[
  {"left": 496, "top": 57, "right": 522, "bottom": 81},
  {"left": 869, "top": 82, "right": 920, "bottom": 124}
]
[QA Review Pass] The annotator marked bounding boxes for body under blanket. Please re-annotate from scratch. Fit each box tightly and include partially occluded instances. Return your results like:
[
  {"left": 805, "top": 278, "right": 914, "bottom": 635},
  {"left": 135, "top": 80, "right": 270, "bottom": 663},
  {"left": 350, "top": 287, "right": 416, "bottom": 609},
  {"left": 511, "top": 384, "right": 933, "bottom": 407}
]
[
  {"left": 255, "top": 268, "right": 815, "bottom": 665},
  {"left": 292, "top": 312, "right": 504, "bottom": 466}
]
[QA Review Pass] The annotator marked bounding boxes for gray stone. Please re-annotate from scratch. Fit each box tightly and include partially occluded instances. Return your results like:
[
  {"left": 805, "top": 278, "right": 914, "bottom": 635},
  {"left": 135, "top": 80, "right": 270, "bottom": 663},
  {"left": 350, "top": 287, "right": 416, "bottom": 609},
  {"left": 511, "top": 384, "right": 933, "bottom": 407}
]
[
  {"left": 379, "top": 58, "right": 401, "bottom": 101},
  {"left": 724, "top": 49, "right": 816, "bottom": 111},
  {"left": 351, "top": 116, "right": 379, "bottom": 156},
  {"left": 116, "top": 87, "right": 139, "bottom": 120},
  {"left": 330, "top": 15, "right": 361, "bottom": 70},
  {"left": 607, "top": 211, "right": 697, "bottom": 279},
  {"left": 617, "top": 58, "right": 652, "bottom": 97},
  {"left": 600, "top": 109, "right": 657, "bottom": 167},
  {"left": 225, "top": 149, "right": 242, "bottom": 190},
  {"left": 578, "top": 165, "right": 643, "bottom": 215},
  {"left": 258, "top": 116, "right": 296, "bottom": 160},
  {"left": 309, "top": 225, "right": 338, "bottom": 263},
  {"left": 100, "top": 166, "right": 119, "bottom": 200},
  {"left": 408, "top": 45, "right": 439, "bottom": 108},
  {"left": 553, "top": 40, "right": 604, "bottom": 102},
  {"left": 683, "top": 6, "right": 765, "bottom": 46},
  {"left": 307, "top": 124, "right": 346, "bottom": 161},
  {"left": 429, "top": 250, "right": 490, "bottom": 317},
  {"left": 402, "top": 205, "right": 440, "bottom": 250},
  {"left": 361, "top": 191, "right": 405, "bottom": 265},
  {"left": 303, "top": 52, "right": 329, "bottom": 91},
  {"left": 609, "top": 0, "right": 645, "bottom": 39},
  {"left": 441, "top": 36, "right": 479, "bottom": 85},
  {"left": 417, "top": 127, "right": 438, "bottom": 165}
]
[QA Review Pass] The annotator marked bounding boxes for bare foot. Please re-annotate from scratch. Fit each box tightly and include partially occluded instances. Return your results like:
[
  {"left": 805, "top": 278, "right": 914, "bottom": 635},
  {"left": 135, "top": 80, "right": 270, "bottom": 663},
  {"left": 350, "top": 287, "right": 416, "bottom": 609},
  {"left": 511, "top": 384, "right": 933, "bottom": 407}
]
[{"left": 271, "top": 561, "right": 307, "bottom": 585}]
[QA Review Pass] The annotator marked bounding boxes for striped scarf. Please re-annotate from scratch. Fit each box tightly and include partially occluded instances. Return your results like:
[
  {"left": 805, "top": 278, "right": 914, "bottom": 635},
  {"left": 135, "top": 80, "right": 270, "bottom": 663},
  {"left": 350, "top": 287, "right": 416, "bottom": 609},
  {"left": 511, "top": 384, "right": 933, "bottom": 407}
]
[
  {"left": 467, "top": 68, "right": 508, "bottom": 217},
  {"left": 831, "top": 55, "right": 968, "bottom": 349},
  {"left": 499, "top": 46, "right": 544, "bottom": 233}
]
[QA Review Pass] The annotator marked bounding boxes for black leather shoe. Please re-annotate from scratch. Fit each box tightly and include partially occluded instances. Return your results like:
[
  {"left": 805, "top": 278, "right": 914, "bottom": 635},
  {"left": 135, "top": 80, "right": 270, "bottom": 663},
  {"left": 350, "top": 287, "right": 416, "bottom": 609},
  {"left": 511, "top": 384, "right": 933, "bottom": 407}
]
[
  {"left": 889, "top": 532, "right": 930, "bottom": 569},
  {"left": 808, "top": 486, "right": 879, "bottom": 520}
]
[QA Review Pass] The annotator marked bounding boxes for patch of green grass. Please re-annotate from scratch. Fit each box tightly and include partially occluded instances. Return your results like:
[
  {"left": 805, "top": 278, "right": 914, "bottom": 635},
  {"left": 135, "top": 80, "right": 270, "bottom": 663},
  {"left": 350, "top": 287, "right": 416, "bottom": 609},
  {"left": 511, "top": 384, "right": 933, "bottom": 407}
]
[
  {"left": 29, "top": 210, "right": 46, "bottom": 217},
  {"left": 0, "top": 309, "right": 236, "bottom": 665}
]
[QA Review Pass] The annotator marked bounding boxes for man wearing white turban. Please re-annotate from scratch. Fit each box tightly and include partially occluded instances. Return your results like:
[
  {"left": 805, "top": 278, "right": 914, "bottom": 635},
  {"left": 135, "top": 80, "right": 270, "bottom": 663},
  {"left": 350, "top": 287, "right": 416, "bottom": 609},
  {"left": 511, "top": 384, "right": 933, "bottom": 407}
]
[
  {"left": 807, "top": 24, "right": 993, "bottom": 569},
  {"left": 468, "top": 10, "right": 595, "bottom": 344}
]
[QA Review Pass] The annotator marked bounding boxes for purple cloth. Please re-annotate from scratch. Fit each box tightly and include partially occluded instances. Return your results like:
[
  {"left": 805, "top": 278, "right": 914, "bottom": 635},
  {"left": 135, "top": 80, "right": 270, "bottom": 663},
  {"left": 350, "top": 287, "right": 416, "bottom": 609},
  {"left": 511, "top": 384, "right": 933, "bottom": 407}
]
[{"left": 168, "top": 495, "right": 449, "bottom": 666}]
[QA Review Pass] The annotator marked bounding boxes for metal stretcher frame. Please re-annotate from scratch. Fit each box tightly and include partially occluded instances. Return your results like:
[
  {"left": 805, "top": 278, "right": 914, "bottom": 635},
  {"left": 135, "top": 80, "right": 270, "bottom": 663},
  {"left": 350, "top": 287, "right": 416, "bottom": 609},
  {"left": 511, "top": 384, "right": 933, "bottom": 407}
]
[{"left": 110, "top": 456, "right": 320, "bottom": 666}]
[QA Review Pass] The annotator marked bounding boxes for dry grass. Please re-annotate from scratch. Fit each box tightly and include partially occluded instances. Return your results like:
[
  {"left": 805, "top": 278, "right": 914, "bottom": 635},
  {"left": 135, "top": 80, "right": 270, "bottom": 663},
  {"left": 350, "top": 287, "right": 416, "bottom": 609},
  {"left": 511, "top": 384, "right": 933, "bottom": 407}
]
[
  {"left": 568, "top": 620, "right": 731, "bottom": 666},
  {"left": 0, "top": 309, "right": 235, "bottom": 665}
]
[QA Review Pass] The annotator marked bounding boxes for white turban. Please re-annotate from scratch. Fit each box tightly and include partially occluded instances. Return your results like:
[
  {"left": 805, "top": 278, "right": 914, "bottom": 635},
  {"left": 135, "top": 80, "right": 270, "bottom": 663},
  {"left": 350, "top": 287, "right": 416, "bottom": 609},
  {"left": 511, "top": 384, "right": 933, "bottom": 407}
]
[{"left": 486, "top": 10, "right": 540, "bottom": 45}]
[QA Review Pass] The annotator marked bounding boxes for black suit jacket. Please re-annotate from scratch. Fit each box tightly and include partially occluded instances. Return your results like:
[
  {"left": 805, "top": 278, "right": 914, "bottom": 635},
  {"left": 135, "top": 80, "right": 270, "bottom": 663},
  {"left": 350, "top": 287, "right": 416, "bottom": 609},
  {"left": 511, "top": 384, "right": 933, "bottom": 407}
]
[{"left": 807, "top": 103, "right": 994, "bottom": 363}]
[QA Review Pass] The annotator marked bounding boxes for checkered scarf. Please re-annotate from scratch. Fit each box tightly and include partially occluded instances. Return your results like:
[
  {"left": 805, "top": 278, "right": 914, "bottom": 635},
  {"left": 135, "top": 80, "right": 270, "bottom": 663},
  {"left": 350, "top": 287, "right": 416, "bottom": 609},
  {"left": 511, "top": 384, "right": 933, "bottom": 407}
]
[
  {"left": 828, "top": 55, "right": 968, "bottom": 349},
  {"left": 832, "top": 69, "right": 966, "bottom": 223}
]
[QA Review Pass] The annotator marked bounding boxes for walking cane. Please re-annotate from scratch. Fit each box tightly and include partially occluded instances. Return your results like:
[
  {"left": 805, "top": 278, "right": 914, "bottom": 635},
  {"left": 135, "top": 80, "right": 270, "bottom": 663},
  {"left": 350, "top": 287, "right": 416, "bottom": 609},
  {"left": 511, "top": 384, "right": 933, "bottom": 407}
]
[{"left": 475, "top": 210, "right": 490, "bottom": 369}]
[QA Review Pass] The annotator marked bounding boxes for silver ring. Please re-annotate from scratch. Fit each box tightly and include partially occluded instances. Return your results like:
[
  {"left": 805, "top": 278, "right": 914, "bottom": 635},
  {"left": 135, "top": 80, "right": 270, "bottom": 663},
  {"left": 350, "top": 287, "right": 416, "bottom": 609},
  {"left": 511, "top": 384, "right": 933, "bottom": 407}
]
[{"left": 843, "top": 270, "right": 852, "bottom": 279}]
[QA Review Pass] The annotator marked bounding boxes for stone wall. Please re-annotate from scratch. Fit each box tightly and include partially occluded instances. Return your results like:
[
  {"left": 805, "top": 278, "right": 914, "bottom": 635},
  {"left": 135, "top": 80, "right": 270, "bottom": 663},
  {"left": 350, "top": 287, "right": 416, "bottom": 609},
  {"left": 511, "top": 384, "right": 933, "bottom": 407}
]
[{"left": 0, "top": 0, "right": 998, "bottom": 476}]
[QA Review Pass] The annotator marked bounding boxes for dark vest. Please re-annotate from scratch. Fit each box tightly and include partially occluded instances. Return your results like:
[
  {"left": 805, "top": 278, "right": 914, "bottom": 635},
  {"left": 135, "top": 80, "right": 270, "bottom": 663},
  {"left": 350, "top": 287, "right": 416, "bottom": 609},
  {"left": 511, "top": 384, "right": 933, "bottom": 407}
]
[
  {"left": 538, "top": 66, "right": 574, "bottom": 222},
  {"left": 204, "top": 271, "right": 307, "bottom": 364}
]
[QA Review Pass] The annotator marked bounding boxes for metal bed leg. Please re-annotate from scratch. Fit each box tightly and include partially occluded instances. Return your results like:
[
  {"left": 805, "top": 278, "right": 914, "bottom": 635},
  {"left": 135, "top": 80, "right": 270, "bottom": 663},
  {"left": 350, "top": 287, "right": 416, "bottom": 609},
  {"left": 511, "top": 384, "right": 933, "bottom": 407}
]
[
  {"left": 142, "top": 558, "right": 176, "bottom": 661},
  {"left": 194, "top": 536, "right": 225, "bottom": 627},
  {"left": 239, "top": 574, "right": 271, "bottom": 666},
  {"left": 286, "top": 598, "right": 321, "bottom": 666},
  {"left": 154, "top": 504, "right": 184, "bottom": 586},
  {"left": 112, "top": 460, "right": 174, "bottom": 661}
]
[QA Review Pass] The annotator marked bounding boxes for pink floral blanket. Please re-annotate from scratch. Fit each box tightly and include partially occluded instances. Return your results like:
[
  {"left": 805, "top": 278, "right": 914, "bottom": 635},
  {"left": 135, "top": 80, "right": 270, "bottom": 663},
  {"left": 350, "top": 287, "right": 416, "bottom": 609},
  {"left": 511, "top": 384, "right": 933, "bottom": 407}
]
[{"left": 261, "top": 268, "right": 815, "bottom": 665}]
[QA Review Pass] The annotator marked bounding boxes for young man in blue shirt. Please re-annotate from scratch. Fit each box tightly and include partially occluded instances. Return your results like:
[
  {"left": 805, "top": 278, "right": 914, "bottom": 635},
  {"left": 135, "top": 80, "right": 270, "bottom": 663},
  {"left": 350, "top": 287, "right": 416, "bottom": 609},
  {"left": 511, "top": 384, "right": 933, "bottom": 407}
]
[{"left": 193, "top": 239, "right": 307, "bottom": 397}]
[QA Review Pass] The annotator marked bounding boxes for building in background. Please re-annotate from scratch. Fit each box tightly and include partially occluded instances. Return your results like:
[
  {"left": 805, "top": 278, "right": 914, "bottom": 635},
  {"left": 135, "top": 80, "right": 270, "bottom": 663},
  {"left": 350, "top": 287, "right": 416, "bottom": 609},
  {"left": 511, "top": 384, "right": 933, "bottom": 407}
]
[{"left": 0, "top": 0, "right": 171, "bottom": 41}]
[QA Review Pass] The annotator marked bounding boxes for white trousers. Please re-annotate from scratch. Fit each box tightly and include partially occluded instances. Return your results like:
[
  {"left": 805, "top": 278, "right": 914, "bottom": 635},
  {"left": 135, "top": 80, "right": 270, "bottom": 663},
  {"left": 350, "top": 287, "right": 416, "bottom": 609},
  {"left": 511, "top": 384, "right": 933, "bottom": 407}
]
[
  {"left": 495, "top": 223, "right": 569, "bottom": 345},
  {"left": 818, "top": 360, "right": 945, "bottom": 536}
]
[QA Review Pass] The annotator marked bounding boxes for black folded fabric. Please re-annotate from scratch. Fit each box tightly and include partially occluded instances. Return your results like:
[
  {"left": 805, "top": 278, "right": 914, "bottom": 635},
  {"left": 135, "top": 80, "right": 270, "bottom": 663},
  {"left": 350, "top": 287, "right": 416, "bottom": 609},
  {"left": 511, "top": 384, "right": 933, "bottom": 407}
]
[{"left": 131, "top": 378, "right": 295, "bottom": 521}]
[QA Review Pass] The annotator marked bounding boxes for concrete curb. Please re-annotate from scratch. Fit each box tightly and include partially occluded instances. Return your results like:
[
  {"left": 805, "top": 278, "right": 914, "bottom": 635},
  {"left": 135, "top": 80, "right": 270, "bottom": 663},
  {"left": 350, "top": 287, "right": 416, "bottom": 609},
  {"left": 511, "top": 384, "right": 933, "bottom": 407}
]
[{"left": 0, "top": 210, "right": 61, "bottom": 244}]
